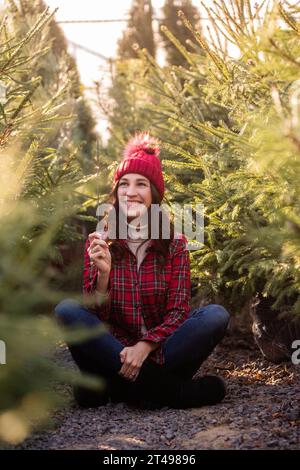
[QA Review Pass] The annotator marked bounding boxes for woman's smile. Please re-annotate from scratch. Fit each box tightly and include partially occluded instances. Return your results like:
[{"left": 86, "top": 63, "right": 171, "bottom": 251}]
[{"left": 126, "top": 201, "right": 143, "bottom": 206}]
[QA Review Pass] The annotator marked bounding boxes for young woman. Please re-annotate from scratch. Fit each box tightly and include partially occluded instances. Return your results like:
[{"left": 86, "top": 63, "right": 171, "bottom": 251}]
[{"left": 54, "top": 133, "right": 230, "bottom": 409}]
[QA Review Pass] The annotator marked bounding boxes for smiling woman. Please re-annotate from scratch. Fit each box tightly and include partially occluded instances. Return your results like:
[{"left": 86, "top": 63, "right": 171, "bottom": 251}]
[
  {"left": 117, "top": 174, "right": 152, "bottom": 221},
  {"left": 54, "top": 132, "right": 230, "bottom": 410}
]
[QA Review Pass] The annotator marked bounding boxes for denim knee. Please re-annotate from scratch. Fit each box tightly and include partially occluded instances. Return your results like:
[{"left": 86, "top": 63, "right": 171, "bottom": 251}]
[
  {"left": 204, "top": 304, "right": 230, "bottom": 329},
  {"left": 54, "top": 298, "right": 83, "bottom": 324},
  {"left": 191, "top": 303, "right": 230, "bottom": 331}
]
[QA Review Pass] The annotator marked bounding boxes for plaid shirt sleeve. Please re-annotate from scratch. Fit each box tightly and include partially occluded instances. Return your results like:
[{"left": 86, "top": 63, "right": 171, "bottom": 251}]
[
  {"left": 82, "top": 239, "right": 111, "bottom": 321},
  {"left": 140, "top": 236, "right": 191, "bottom": 345}
]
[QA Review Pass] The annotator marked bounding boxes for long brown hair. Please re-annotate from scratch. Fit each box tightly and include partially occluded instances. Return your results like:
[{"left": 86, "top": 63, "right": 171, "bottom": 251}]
[{"left": 100, "top": 180, "right": 175, "bottom": 268}]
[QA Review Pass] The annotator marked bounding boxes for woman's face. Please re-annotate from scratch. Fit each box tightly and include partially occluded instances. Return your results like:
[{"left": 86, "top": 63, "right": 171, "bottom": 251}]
[{"left": 117, "top": 173, "right": 152, "bottom": 220}]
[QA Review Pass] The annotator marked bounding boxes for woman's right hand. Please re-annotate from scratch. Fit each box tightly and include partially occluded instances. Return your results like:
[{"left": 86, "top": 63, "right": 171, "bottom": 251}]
[{"left": 88, "top": 232, "right": 111, "bottom": 276}]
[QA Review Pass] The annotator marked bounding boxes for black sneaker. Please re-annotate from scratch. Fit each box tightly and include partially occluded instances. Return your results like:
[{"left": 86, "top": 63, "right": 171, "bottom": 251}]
[
  {"left": 73, "top": 384, "right": 110, "bottom": 408},
  {"left": 177, "top": 375, "right": 226, "bottom": 409}
]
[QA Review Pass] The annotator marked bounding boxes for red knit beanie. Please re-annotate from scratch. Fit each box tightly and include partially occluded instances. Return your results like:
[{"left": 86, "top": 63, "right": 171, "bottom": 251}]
[{"left": 113, "top": 132, "right": 165, "bottom": 200}]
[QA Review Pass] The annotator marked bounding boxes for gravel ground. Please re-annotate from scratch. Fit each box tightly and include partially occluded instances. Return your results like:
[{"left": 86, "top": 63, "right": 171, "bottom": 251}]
[{"left": 10, "top": 334, "right": 300, "bottom": 450}]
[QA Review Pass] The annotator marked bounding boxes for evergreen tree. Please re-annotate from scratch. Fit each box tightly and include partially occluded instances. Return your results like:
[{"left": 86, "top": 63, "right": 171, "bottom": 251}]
[
  {"left": 130, "top": 1, "right": 300, "bottom": 361},
  {"left": 0, "top": 4, "right": 102, "bottom": 444},
  {"left": 117, "top": 0, "right": 156, "bottom": 59},
  {"left": 100, "top": 0, "right": 300, "bottom": 351},
  {"left": 4, "top": 0, "right": 103, "bottom": 290},
  {"left": 5, "top": 0, "right": 97, "bottom": 174},
  {"left": 99, "top": 56, "right": 159, "bottom": 194},
  {"left": 159, "top": 0, "right": 202, "bottom": 66}
]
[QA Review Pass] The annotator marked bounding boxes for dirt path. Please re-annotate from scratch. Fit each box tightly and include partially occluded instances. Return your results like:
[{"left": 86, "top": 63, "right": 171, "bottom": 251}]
[{"left": 14, "top": 335, "right": 300, "bottom": 450}]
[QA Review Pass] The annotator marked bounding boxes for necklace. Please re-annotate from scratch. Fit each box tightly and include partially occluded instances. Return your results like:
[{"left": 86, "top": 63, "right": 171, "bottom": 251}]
[{"left": 127, "top": 221, "right": 149, "bottom": 241}]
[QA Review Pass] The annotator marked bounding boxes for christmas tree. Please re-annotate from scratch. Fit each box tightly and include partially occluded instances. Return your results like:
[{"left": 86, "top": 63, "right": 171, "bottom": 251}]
[
  {"left": 0, "top": 3, "right": 101, "bottom": 445},
  {"left": 133, "top": 0, "right": 300, "bottom": 361}
]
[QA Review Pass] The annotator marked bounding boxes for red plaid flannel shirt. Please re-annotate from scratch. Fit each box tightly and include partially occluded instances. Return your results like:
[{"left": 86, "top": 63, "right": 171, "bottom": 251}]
[{"left": 82, "top": 234, "right": 191, "bottom": 364}]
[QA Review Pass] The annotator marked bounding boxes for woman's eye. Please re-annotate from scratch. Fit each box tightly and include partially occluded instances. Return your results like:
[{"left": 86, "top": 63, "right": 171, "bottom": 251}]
[{"left": 119, "top": 182, "right": 147, "bottom": 187}]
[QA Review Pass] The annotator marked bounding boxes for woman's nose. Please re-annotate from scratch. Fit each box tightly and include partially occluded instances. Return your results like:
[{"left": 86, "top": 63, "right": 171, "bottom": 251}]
[{"left": 126, "top": 185, "right": 138, "bottom": 196}]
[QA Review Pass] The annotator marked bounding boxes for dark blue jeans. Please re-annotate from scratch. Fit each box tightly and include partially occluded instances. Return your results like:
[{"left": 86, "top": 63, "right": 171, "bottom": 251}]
[{"left": 54, "top": 299, "right": 230, "bottom": 380}]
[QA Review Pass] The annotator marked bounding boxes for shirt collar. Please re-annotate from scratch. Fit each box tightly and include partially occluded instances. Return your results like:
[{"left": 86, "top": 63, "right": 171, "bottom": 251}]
[{"left": 119, "top": 238, "right": 155, "bottom": 251}]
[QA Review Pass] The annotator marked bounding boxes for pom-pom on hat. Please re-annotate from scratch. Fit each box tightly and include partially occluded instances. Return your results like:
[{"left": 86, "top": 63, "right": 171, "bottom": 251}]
[{"left": 113, "top": 132, "right": 165, "bottom": 199}]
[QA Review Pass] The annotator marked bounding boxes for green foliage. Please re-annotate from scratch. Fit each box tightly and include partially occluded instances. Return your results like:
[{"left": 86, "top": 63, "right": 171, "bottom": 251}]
[
  {"left": 102, "top": 57, "right": 164, "bottom": 185},
  {"left": 130, "top": 1, "right": 300, "bottom": 316},
  {"left": 159, "top": 0, "right": 203, "bottom": 66},
  {"left": 0, "top": 4, "right": 103, "bottom": 445},
  {"left": 117, "top": 0, "right": 156, "bottom": 60},
  {"left": 4, "top": 0, "right": 97, "bottom": 174}
]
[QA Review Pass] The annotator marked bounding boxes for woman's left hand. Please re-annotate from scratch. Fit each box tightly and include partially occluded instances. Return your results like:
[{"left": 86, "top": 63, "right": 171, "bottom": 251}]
[{"left": 118, "top": 342, "right": 152, "bottom": 382}]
